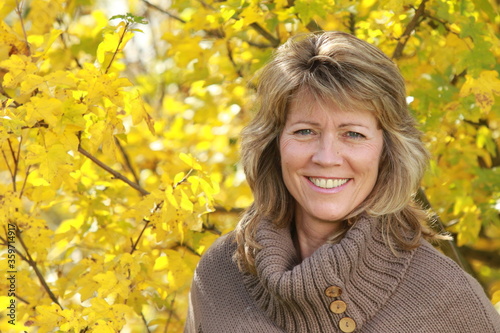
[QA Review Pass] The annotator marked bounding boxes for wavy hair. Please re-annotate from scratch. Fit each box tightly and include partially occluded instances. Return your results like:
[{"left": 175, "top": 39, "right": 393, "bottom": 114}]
[{"left": 235, "top": 31, "right": 441, "bottom": 274}]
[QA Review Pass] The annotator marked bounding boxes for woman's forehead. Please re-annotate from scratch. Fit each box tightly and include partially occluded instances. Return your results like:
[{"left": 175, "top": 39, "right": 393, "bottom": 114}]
[{"left": 288, "top": 88, "right": 375, "bottom": 117}]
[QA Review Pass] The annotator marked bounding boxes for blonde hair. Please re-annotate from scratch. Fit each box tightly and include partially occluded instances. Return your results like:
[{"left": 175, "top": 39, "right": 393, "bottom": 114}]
[{"left": 235, "top": 31, "right": 439, "bottom": 274}]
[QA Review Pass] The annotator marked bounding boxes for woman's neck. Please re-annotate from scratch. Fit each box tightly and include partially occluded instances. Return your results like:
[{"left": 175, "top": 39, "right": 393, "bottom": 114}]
[{"left": 292, "top": 215, "right": 345, "bottom": 261}]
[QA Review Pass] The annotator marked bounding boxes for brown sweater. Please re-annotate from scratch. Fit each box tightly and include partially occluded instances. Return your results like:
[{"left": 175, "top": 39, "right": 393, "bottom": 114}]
[{"left": 185, "top": 216, "right": 500, "bottom": 332}]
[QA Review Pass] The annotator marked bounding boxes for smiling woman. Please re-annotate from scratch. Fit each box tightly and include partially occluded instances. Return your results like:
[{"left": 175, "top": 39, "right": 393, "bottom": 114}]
[
  {"left": 184, "top": 31, "right": 500, "bottom": 333},
  {"left": 279, "top": 93, "right": 384, "bottom": 259}
]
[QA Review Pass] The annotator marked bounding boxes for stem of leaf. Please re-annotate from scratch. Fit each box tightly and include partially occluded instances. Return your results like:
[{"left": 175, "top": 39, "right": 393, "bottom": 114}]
[{"left": 105, "top": 22, "right": 129, "bottom": 74}]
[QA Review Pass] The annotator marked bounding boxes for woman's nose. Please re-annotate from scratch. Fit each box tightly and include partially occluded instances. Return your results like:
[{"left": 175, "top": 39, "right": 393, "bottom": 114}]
[{"left": 311, "top": 136, "right": 343, "bottom": 166}]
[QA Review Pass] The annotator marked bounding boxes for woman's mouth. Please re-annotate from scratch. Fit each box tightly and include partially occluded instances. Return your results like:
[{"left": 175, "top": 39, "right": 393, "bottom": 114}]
[{"left": 308, "top": 177, "right": 350, "bottom": 189}]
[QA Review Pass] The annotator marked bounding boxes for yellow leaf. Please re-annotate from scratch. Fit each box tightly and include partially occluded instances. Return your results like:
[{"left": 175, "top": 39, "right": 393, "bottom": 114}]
[
  {"left": 174, "top": 172, "right": 186, "bottom": 186},
  {"left": 165, "top": 185, "right": 179, "bottom": 209},
  {"left": 29, "top": 185, "right": 57, "bottom": 202},
  {"left": 35, "top": 304, "right": 63, "bottom": 327},
  {"left": 220, "top": 8, "right": 236, "bottom": 22},
  {"left": 180, "top": 189, "right": 194, "bottom": 212},
  {"left": 25, "top": 96, "right": 63, "bottom": 128},
  {"left": 179, "top": 152, "right": 202, "bottom": 170},
  {"left": 239, "top": 5, "right": 263, "bottom": 26},
  {"left": 20, "top": 73, "right": 44, "bottom": 95},
  {"left": 460, "top": 70, "right": 500, "bottom": 112},
  {"left": 154, "top": 255, "right": 169, "bottom": 271},
  {"left": 1, "top": 54, "right": 38, "bottom": 88}
]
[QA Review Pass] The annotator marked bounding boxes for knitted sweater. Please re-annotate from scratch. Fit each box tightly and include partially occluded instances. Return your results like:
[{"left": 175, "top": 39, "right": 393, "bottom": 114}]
[{"left": 185, "top": 216, "right": 500, "bottom": 332}]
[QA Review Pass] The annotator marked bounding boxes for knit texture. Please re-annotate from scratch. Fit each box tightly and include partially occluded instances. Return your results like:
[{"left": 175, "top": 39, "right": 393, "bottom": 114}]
[{"left": 185, "top": 216, "right": 500, "bottom": 332}]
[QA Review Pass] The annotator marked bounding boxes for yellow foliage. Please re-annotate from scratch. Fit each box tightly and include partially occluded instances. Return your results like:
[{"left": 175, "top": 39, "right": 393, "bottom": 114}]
[
  {"left": 0, "top": 1, "right": 498, "bottom": 332},
  {"left": 460, "top": 70, "right": 500, "bottom": 112}
]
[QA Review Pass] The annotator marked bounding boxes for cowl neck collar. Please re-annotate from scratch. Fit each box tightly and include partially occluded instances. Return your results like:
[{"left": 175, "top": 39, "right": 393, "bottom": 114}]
[{"left": 243, "top": 216, "right": 416, "bottom": 332}]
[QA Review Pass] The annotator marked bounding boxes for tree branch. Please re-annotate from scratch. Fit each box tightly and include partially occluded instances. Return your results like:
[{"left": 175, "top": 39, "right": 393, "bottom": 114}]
[
  {"left": 416, "top": 188, "right": 476, "bottom": 277},
  {"left": 115, "top": 138, "right": 141, "bottom": 186},
  {"left": 226, "top": 40, "right": 244, "bottom": 78},
  {"left": 1, "top": 225, "right": 63, "bottom": 309},
  {"left": 392, "top": 0, "right": 428, "bottom": 60},
  {"left": 141, "top": 0, "right": 186, "bottom": 23},
  {"left": 78, "top": 146, "right": 150, "bottom": 196},
  {"left": 145, "top": 0, "right": 280, "bottom": 47},
  {"left": 249, "top": 23, "right": 280, "bottom": 47}
]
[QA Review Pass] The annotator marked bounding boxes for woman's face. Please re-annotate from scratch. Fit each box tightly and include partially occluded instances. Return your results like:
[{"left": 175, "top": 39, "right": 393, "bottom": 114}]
[{"left": 279, "top": 92, "right": 384, "bottom": 228}]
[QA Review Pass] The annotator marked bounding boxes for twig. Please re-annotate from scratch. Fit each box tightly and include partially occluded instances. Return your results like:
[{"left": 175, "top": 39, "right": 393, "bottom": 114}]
[
  {"left": 6, "top": 138, "right": 20, "bottom": 192},
  {"left": 1, "top": 149, "right": 15, "bottom": 189},
  {"left": 56, "top": 17, "right": 83, "bottom": 69},
  {"left": 164, "top": 292, "right": 177, "bottom": 332},
  {"left": 18, "top": 165, "right": 31, "bottom": 198},
  {"left": 115, "top": 138, "right": 141, "bottom": 186},
  {"left": 249, "top": 23, "right": 280, "bottom": 47},
  {"left": 285, "top": 0, "right": 323, "bottom": 32},
  {"left": 392, "top": 0, "right": 428, "bottom": 60},
  {"left": 146, "top": 0, "right": 280, "bottom": 47},
  {"left": 174, "top": 169, "right": 193, "bottom": 189},
  {"left": 105, "top": 22, "right": 130, "bottom": 74},
  {"left": 78, "top": 146, "right": 150, "bottom": 196},
  {"left": 5, "top": 122, "right": 50, "bottom": 135},
  {"left": 130, "top": 169, "right": 192, "bottom": 254},
  {"left": 200, "top": 0, "right": 279, "bottom": 46},
  {"left": 141, "top": 312, "right": 152, "bottom": 333},
  {"left": 226, "top": 40, "right": 244, "bottom": 78},
  {"left": 245, "top": 40, "right": 274, "bottom": 48},
  {"left": 141, "top": 0, "right": 186, "bottom": 23},
  {"left": 14, "top": 0, "right": 30, "bottom": 56},
  {"left": 0, "top": 88, "right": 21, "bottom": 107},
  {"left": 16, "top": 294, "right": 29, "bottom": 305},
  {"left": 7, "top": 138, "right": 18, "bottom": 165},
  {"left": 1, "top": 226, "right": 63, "bottom": 310},
  {"left": 130, "top": 218, "right": 151, "bottom": 254},
  {"left": 306, "top": 20, "right": 323, "bottom": 32},
  {"left": 174, "top": 242, "right": 201, "bottom": 257}
]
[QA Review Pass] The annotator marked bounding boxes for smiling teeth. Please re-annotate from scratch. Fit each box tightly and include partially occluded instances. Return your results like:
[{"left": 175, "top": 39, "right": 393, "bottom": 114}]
[{"left": 309, "top": 177, "right": 349, "bottom": 189}]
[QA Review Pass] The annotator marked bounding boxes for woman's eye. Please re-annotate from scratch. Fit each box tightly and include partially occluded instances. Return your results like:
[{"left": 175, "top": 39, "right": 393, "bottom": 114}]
[
  {"left": 294, "top": 129, "right": 314, "bottom": 135},
  {"left": 345, "top": 131, "right": 365, "bottom": 139}
]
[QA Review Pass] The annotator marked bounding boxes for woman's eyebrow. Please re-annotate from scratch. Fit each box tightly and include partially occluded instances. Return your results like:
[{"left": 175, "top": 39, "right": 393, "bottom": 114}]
[
  {"left": 338, "top": 122, "right": 370, "bottom": 129},
  {"left": 289, "top": 120, "right": 321, "bottom": 126}
]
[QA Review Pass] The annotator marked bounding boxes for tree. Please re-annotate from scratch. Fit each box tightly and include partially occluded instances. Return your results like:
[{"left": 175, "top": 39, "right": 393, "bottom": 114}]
[{"left": 0, "top": 0, "right": 498, "bottom": 331}]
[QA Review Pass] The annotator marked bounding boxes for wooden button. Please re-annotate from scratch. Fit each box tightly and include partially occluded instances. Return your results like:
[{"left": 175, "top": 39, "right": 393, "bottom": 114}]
[
  {"left": 329, "top": 300, "right": 347, "bottom": 314},
  {"left": 325, "top": 286, "right": 342, "bottom": 297},
  {"left": 339, "top": 317, "right": 356, "bottom": 333}
]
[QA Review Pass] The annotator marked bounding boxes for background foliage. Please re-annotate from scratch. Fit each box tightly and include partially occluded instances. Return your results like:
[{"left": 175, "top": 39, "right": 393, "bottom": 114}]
[{"left": 0, "top": 0, "right": 499, "bottom": 331}]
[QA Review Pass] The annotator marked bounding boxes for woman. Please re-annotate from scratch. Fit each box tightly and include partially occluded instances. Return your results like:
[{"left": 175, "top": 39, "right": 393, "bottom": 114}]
[{"left": 185, "top": 31, "right": 500, "bottom": 332}]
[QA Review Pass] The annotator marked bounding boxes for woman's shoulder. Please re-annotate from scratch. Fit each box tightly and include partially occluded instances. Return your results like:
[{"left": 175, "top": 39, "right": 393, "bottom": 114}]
[
  {"left": 408, "top": 240, "right": 500, "bottom": 329},
  {"left": 195, "top": 231, "right": 238, "bottom": 277},
  {"left": 412, "top": 240, "right": 485, "bottom": 291}
]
